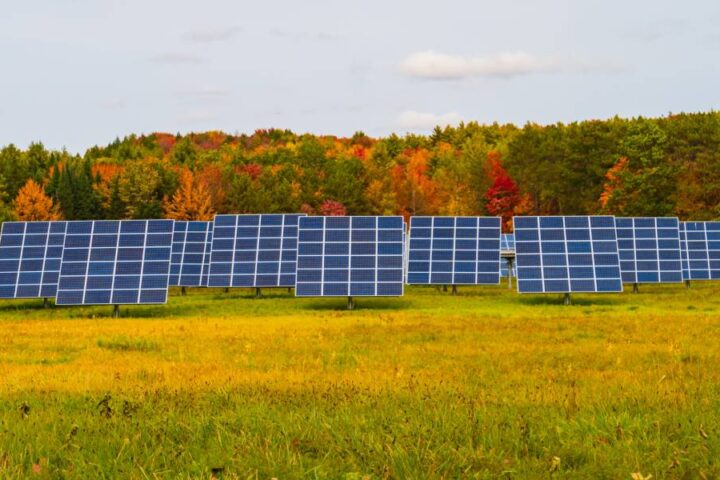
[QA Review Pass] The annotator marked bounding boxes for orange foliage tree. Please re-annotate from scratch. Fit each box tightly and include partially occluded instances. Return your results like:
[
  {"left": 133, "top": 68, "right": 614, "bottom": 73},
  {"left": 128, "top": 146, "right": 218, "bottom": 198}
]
[
  {"left": 392, "top": 148, "right": 438, "bottom": 219},
  {"left": 163, "top": 169, "right": 214, "bottom": 220},
  {"left": 13, "top": 179, "right": 62, "bottom": 221},
  {"left": 599, "top": 156, "right": 629, "bottom": 213}
]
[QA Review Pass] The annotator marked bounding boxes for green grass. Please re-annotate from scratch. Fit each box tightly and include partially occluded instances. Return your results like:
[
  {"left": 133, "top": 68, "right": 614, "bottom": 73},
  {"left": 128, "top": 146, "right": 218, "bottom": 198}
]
[{"left": 1, "top": 283, "right": 719, "bottom": 478}]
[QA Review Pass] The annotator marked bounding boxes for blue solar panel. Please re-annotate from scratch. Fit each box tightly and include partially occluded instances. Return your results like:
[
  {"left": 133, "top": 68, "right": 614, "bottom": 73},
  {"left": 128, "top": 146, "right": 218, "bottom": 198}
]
[
  {"left": 0, "top": 221, "right": 67, "bottom": 298},
  {"left": 680, "top": 221, "right": 720, "bottom": 280},
  {"left": 406, "top": 216, "right": 501, "bottom": 285},
  {"left": 615, "top": 217, "right": 682, "bottom": 284},
  {"left": 169, "top": 221, "right": 213, "bottom": 287},
  {"left": 202, "top": 222, "right": 213, "bottom": 286},
  {"left": 514, "top": 216, "right": 623, "bottom": 293},
  {"left": 208, "top": 214, "right": 305, "bottom": 288},
  {"left": 501, "top": 233, "right": 515, "bottom": 251},
  {"left": 295, "top": 216, "right": 405, "bottom": 297},
  {"left": 56, "top": 220, "right": 173, "bottom": 305}
]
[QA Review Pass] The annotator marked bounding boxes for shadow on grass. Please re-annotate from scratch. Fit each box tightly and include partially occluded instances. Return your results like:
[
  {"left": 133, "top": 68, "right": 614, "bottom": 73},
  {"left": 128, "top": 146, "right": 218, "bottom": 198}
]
[
  {"left": 0, "top": 299, "right": 53, "bottom": 311},
  {"left": 515, "top": 295, "right": 622, "bottom": 307},
  {"left": 301, "top": 298, "right": 411, "bottom": 311}
]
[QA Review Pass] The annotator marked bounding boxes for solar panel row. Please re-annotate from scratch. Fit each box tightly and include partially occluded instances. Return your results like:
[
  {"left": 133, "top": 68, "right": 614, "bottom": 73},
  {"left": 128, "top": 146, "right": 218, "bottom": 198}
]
[
  {"left": 615, "top": 217, "right": 682, "bottom": 284},
  {"left": 514, "top": 216, "right": 623, "bottom": 293},
  {"left": 208, "top": 214, "right": 305, "bottom": 288},
  {"left": 407, "top": 216, "right": 501, "bottom": 285},
  {"left": 0, "top": 221, "right": 67, "bottom": 298},
  {"left": 56, "top": 220, "right": 173, "bottom": 305},
  {"left": 295, "top": 216, "right": 405, "bottom": 296},
  {"left": 170, "top": 220, "right": 213, "bottom": 287},
  {"left": 680, "top": 221, "right": 720, "bottom": 280}
]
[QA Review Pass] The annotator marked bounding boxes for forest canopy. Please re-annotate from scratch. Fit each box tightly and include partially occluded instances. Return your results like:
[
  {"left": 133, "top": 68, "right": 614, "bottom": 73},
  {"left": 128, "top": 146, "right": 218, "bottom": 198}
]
[{"left": 1, "top": 111, "right": 719, "bottom": 231}]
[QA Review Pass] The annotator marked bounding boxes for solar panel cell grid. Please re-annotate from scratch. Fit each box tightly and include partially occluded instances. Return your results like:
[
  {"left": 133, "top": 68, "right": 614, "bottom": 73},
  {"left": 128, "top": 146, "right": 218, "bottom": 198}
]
[
  {"left": 170, "top": 220, "right": 213, "bottom": 287},
  {"left": 295, "top": 216, "right": 404, "bottom": 297},
  {"left": 56, "top": 220, "right": 173, "bottom": 305},
  {"left": 680, "top": 221, "right": 720, "bottom": 280},
  {"left": 407, "top": 216, "right": 501, "bottom": 285},
  {"left": 208, "top": 214, "right": 304, "bottom": 288},
  {"left": 0, "top": 221, "right": 67, "bottom": 298},
  {"left": 615, "top": 217, "right": 683, "bottom": 284},
  {"left": 514, "top": 216, "right": 623, "bottom": 293}
]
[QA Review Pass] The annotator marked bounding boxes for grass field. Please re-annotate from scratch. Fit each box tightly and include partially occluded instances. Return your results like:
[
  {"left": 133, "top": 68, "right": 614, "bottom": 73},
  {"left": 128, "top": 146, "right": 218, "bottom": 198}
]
[{"left": 1, "top": 283, "right": 719, "bottom": 479}]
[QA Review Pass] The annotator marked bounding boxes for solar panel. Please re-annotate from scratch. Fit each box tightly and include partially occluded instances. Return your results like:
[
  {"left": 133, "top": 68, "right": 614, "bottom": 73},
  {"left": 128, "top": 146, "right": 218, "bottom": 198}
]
[
  {"left": 501, "top": 233, "right": 515, "bottom": 251},
  {"left": 0, "top": 221, "right": 67, "bottom": 298},
  {"left": 56, "top": 220, "right": 173, "bottom": 305},
  {"left": 514, "top": 216, "right": 623, "bottom": 293},
  {"left": 680, "top": 221, "right": 720, "bottom": 280},
  {"left": 169, "top": 221, "right": 213, "bottom": 287},
  {"left": 500, "top": 233, "right": 515, "bottom": 278},
  {"left": 615, "top": 217, "right": 683, "bottom": 284},
  {"left": 295, "top": 216, "right": 404, "bottom": 297},
  {"left": 406, "top": 216, "right": 501, "bottom": 285},
  {"left": 208, "top": 214, "right": 305, "bottom": 288},
  {"left": 202, "top": 222, "right": 213, "bottom": 286}
]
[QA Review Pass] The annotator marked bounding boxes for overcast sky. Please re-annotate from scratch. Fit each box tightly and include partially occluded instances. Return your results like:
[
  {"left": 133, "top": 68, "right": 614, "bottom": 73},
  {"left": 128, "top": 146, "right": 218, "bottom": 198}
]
[{"left": 1, "top": 0, "right": 719, "bottom": 153}]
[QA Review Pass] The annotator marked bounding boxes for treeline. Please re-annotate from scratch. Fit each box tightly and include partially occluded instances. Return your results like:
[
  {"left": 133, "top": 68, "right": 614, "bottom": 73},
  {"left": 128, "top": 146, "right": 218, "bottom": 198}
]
[{"left": 1, "top": 111, "right": 720, "bottom": 230}]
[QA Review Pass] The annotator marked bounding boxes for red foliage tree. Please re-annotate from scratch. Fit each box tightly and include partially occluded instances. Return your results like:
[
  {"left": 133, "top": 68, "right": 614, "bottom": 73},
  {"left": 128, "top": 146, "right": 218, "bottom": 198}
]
[
  {"left": 318, "top": 199, "right": 347, "bottom": 216},
  {"left": 484, "top": 152, "right": 522, "bottom": 231}
]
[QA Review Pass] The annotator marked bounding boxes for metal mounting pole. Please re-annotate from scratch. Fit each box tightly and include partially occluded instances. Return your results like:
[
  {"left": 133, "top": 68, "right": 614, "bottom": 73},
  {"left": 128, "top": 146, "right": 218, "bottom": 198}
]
[
  {"left": 685, "top": 280, "right": 690, "bottom": 289},
  {"left": 507, "top": 258, "right": 514, "bottom": 290},
  {"left": 563, "top": 293, "right": 571, "bottom": 306},
  {"left": 451, "top": 285, "right": 458, "bottom": 296},
  {"left": 254, "top": 287, "right": 262, "bottom": 298},
  {"left": 347, "top": 296, "right": 354, "bottom": 310},
  {"left": 43, "top": 297, "right": 49, "bottom": 308},
  {"left": 181, "top": 286, "right": 187, "bottom": 296},
  {"left": 224, "top": 287, "right": 229, "bottom": 293},
  {"left": 287, "top": 287, "right": 292, "bottom": 294},
  {"left": 443, "top": 285, "right": 448, "bottom": 292},
  {"left": 632, "top": 283, "right": 639, "bottom": 294},
  {"left": 113, "top": 304, "right": 120, "bottom": 318}
]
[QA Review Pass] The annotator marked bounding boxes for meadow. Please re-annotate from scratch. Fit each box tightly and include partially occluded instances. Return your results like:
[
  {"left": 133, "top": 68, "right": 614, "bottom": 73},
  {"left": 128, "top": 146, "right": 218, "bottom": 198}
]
[{"left": 1, "top": 283, "right": 719, "bottom": 479}]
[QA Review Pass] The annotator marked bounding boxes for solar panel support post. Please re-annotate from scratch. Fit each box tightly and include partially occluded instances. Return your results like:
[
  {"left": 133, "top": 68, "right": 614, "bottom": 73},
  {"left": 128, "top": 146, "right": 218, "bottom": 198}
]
[
  {"left": 113, "top": 304, "right": 120, "bottom": 318},
  {"left": 347, "top": 296, "right": 354, "bottom": 310},
  {"left": 507, "top": 258, "right": 514, "bottom": 290},
  {"left": 451, "top": 285, "right": 458, "bottom": 296},
  {"left": 254, "top": 287, "right": 262, "bottom": 298},
  {"left": 181, "top": 286, "right": 186, "bottom": 296},
  {"left": 43, "top": 297, "right": 49, "bottom": 308},
  {"left": 287, "top": 287, "right": 292, "bottom": 294},
  {"left": 632, "top": 283, "right": 639, "bottom": 294},
  {"left": 443, "top": 285, "right": 448, "bottom": 292},
  {"left": 224, "top": 287, "right": 229, "bottom": 293},
  {"left": 685, "top": 280, "right": 690, "bottom": 289},
  {"left": 563, "top": 293, "right": 571, "bottom": 306}
]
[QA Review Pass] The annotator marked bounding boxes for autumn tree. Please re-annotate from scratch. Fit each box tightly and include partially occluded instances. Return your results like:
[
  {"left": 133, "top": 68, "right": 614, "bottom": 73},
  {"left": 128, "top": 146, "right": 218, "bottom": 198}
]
[
  {"left": 13, "top": 179, "right": 62, "bottom": 221},
  {"left": 318, "top": 199, "right": 347, "bottom": 216},
  {"left": 164, "top": 169, "right": 215, "bottom": 220},
  {"left": 484, "top": 152, "right": 523, "bottom": 231},
  {"left": 392, "top": 148, "right": 438, "bottom": 218}
]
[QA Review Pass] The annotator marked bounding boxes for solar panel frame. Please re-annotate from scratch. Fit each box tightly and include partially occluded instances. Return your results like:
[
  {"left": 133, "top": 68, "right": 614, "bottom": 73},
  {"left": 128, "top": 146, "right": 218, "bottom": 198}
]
[
  {"left": 56, "top": 219, "right": 173, "bottom": 305},
  {"left": 295, "top": 216, "right": 405, "bottom": 297},
  {"left": 680, "top": 221, "right": 720, "bottom": 280},
  {"left": 406, "top": 216, "right": 501, "bottom": 285},
  {"left": 615, "top": 217, "right": 683, "bottom": 284},
  {"left": 169, "top": 220, "right": 213, "bottom": 287},
  {"left": 514, "top": 216, "right": 623, "bottom": 293},
  {"left": 0, "top": 221, "right": 67, "bottom": 299},
  {"left": 208, "top": 214, "right": 305, "bottom": 288}
]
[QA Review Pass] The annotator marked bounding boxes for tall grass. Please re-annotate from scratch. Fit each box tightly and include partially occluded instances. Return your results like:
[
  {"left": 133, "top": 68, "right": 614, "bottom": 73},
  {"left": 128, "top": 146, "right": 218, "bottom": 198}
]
[{"left": 0, "top": 283, "right": 719, "bottom": 478}]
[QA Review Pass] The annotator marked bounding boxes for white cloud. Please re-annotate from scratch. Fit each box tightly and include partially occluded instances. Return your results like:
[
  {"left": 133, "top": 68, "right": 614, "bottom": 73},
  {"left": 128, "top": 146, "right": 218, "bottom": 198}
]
[
  {"left": 399, "top": 50, "right": 624, "bottom": 79},
  {"left": 183, "top": 26, "right": 242, "bottom": 43},
  {"left": 151, "top": 52, "right": 204, "bottom": 64},
  {"left": 395, "top": 110, "right": 463, "bottom": 130}
]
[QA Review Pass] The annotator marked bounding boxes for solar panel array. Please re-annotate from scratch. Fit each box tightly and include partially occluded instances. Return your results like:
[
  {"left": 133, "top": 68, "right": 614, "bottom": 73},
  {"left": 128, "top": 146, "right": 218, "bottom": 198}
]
[
  {"left": 296, "top": 216, "right": 404, "bottom": 296},
  {"left": 208, "top": 214, "right": 305, "bottom": 288},
  {"left": 514, "top": 216, "right": 623, "bottom": 293},
  {"left": 170, "top": 221, "right": 213, "bottom": 287},
  {"left": 0, "top": 221, "right": 67, "bottom": 298},
  {"left": 615, "top": 217, "right": 682, "bottom": 284},
  {"left": 407, "top": 216, "right": 501, "bottom": 285},
  {"left": 680, "top": 221, "right": 720, "bottom": 280},
  {"left": 56, "top": 220, "right": 173, "bottom": 305}
]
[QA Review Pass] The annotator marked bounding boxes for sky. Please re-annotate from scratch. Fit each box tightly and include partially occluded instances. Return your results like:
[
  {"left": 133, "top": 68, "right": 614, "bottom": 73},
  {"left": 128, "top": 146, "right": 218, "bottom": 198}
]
[{"left": 1, "top": 0, "right": 719, "bottom": 153}]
